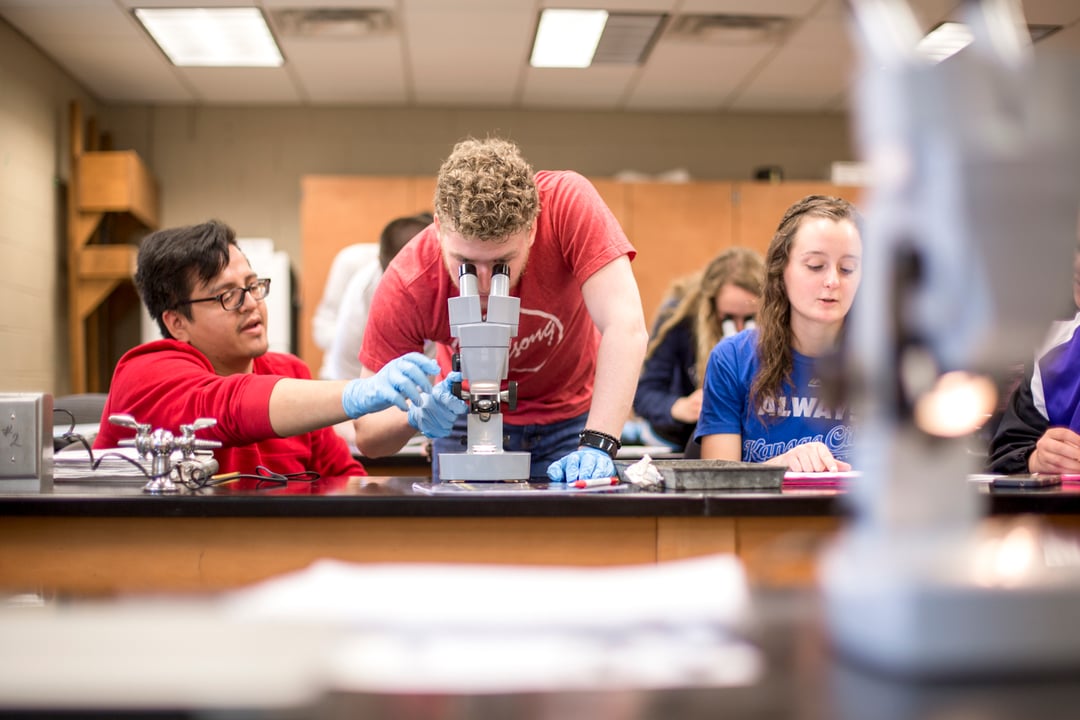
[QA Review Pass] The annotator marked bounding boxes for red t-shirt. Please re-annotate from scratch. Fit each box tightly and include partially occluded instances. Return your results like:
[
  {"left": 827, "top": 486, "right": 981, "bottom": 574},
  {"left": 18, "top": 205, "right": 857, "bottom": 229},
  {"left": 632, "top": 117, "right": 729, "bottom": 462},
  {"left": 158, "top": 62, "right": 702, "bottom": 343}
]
[
  {"left": 94, "top": 340, "right": 365, "bottom": 477},
  {"left": 360, "top": 171, "right": 635, "bottom": 425}
]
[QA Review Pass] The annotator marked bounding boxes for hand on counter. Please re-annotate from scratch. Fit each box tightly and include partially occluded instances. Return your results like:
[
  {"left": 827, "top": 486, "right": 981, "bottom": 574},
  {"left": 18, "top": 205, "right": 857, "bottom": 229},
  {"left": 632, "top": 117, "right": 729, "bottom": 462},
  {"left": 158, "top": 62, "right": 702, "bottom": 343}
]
[
  {"left": 546, "top": 446, "right": 615, "bottom": 484},
  {"left": 768, "top": 441, "right": 850, "bottom": 474},
  {"left": 407, "top": 371, "right": 468, "bottom": 438}
]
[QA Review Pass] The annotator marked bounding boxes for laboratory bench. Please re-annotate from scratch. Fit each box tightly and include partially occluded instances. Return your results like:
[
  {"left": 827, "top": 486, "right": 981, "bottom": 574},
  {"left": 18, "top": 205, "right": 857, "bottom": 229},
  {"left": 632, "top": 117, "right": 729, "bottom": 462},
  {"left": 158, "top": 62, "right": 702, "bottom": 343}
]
[{"left": 3, "top": 474, "right": 1080, "bottom": 597}]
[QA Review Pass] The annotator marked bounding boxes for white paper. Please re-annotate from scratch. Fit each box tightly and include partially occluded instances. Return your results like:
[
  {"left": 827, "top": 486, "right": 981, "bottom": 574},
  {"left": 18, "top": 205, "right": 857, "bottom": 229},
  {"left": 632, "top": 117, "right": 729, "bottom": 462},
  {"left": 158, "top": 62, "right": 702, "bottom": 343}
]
[
  {"left": 783, "top": 470, "right": 862, "bottom": 481},
  {"left": 227, "top": 554, "right": 750, "bottom": 632},
  {"left": 53, "top": 445, "right": 170, "bottom": 481},
  {"left": 225, "top": 554, "right": 762, "bottom": 693}
]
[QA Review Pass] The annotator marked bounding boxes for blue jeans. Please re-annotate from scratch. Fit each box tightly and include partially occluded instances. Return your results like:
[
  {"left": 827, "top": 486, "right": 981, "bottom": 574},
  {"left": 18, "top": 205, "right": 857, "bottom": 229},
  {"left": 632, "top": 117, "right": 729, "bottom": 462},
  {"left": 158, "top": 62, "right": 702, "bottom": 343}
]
[{"left": 432, "top": 412, "right": 588, "bottom": 481}]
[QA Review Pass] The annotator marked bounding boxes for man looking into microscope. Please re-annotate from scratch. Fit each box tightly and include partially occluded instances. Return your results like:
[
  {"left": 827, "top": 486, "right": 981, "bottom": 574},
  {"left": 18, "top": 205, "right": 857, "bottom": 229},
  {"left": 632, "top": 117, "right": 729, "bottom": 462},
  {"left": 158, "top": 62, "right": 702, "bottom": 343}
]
[
  {"left": 95, "top": 219, "right": 458, "bottom": 477},
  {"left": 354, "top": 137, "right": 649, "bottom": 482}
]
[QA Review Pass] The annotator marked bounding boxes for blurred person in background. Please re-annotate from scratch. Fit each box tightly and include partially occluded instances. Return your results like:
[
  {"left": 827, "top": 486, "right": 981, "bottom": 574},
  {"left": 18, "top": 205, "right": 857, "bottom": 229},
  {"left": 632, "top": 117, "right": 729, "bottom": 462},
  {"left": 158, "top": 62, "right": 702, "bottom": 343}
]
[{"left": 634, "top": 247, "right": 764, "bottom": 452}]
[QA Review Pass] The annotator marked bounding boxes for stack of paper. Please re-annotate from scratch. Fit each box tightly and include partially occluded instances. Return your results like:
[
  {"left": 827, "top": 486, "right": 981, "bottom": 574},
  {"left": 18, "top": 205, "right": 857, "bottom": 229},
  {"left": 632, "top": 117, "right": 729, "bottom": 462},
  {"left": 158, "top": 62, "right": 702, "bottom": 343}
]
[{"left": 53, "top": 446, "right": 156, "bottom": 482}]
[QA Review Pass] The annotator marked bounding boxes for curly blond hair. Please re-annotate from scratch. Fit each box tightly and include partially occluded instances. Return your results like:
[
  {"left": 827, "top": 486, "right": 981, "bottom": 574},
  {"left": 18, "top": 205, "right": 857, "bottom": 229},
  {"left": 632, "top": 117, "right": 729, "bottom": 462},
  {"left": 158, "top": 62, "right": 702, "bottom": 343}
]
[{"left": 434, "top": 138, "right": 540, "bottom": 241}]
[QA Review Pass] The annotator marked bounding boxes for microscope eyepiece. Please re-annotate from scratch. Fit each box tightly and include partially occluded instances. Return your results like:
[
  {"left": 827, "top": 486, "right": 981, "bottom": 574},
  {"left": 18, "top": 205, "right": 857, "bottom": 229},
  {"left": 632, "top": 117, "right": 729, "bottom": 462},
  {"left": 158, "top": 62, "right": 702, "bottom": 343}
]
[
  {"left": 458, "top": 263, "right": 477, "bottom": 278},
  {"left": 493, "top": 263, "right": 510, "bottom": 277}
]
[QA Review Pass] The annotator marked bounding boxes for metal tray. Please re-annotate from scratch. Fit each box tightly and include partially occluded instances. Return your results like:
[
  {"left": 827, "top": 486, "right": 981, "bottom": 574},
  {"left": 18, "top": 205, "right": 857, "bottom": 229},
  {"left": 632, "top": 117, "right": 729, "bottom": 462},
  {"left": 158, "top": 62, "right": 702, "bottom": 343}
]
[{"left": 623, "top": 458, "right": 784, "bottom": 491}]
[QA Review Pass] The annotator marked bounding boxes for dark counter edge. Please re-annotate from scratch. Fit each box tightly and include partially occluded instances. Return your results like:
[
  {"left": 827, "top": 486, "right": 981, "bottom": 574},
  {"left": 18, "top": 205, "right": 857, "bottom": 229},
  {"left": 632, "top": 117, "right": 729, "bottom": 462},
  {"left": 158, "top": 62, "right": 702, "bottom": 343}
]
[
  {"left": 3, "top": 478, "right": 1080, "bottom": 518},
  {"left": 0, "top": 477, "right": 840, "bottom": 518}
]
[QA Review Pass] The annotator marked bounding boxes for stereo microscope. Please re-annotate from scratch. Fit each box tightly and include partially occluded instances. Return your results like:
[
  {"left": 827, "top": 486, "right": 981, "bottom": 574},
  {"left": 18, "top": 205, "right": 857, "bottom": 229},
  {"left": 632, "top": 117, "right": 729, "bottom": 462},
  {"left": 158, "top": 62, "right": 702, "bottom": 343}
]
[{"left": 438, "top": 263, "right": 531, "bottom": 482}]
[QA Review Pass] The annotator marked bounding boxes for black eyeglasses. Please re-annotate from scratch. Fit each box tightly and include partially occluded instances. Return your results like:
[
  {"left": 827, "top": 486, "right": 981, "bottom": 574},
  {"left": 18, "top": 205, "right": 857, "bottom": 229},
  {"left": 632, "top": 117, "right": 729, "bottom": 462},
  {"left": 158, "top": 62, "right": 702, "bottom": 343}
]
[{"left": 176, "top": 278, "right": 271, "bottom": 312}]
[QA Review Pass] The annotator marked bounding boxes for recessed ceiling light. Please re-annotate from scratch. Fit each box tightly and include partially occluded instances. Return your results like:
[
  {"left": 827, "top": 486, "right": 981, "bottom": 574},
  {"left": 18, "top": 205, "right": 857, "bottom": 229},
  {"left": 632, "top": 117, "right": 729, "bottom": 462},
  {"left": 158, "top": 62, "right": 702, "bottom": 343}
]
[
  {"left": 133, "top": 7, "right": 284, "bottom": 67},
  {"left": 916, "top": 21, "right": 1061, "bottom": 64},
  {"left": 916, "top": 21, "right": 973, "bottom": 63},
  {"left": 530, "top": 9, "right": 608, "bottom": 68}
]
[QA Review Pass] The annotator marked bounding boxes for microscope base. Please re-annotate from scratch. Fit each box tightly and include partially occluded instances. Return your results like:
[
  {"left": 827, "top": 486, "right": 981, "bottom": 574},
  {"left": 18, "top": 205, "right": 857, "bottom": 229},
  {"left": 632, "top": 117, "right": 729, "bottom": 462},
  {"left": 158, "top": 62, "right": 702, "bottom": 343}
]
[
  {"left": 819, "top": 526, "right": 1080, "bottom": 677},
  {"left": 438, "top": 451, "right": 531, "bottom": 482}
]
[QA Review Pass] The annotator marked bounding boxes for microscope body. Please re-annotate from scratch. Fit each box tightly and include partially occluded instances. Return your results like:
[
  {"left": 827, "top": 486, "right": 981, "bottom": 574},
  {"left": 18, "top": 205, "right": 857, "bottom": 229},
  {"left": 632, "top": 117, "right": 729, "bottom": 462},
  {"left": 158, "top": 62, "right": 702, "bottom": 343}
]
[{"left": 438, "top": 263, "right": 531, "bottom": 482}]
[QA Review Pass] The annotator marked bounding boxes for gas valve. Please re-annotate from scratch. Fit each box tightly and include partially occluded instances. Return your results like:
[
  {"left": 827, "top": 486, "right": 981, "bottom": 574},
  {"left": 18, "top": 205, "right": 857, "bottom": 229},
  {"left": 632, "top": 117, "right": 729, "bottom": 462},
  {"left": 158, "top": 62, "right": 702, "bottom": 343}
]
[{"left": 108, "top": 414, "right": 222, "bottom": 493}]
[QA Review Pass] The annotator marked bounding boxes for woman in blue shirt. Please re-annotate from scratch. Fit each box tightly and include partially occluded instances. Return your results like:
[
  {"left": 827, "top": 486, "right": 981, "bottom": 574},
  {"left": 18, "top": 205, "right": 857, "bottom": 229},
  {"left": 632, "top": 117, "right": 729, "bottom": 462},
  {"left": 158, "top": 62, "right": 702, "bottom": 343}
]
[{"left": 697, "top": 195, "right": 862, "bottom": 472}]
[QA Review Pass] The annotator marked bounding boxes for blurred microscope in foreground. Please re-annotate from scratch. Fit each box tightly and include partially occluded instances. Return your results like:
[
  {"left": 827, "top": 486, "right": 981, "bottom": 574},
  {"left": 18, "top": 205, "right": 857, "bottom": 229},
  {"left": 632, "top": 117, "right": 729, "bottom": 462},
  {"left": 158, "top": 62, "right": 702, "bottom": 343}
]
[
  {"left": 820, "top": 0, "right": 1080, "bottom": 675},
  {"left": 438, "top": 263, "right": 531, "bottom": 482}
]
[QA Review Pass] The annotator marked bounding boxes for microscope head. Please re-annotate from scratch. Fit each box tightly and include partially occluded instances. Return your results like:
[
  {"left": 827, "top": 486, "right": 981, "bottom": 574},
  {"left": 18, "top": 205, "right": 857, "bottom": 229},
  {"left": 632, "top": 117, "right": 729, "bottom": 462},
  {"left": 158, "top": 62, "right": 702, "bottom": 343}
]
[{"left": 448, "top": 262, "right": 520, "bottom": 395}]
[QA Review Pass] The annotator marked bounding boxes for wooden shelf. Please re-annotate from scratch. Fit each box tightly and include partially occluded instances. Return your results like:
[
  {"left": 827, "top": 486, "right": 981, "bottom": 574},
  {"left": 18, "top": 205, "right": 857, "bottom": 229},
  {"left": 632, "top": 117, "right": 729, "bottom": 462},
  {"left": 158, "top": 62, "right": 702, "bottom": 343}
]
[
  {"left": 77, "top": 151, "right": 159, "bottom": 229},
  {"left": 76, "top": 245, "right": 138, "bottom": 279},
  {"left": 67, "top": 101, "right": 159, "bottom": 393}
]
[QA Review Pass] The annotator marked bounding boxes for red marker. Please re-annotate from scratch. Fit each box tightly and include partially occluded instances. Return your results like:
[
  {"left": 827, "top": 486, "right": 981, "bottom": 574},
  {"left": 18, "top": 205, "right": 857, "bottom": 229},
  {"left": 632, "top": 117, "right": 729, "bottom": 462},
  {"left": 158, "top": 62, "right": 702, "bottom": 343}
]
[{"left": 572, "top": 476, "right": 619, "bottom": 489}]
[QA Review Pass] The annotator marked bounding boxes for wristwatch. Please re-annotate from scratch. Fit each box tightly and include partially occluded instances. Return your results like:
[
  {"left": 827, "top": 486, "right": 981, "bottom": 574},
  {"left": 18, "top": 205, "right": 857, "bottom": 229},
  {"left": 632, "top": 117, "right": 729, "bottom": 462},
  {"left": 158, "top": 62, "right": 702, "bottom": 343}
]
[{"left": 578, "top": 429, "right": 621, "bottom": 459}]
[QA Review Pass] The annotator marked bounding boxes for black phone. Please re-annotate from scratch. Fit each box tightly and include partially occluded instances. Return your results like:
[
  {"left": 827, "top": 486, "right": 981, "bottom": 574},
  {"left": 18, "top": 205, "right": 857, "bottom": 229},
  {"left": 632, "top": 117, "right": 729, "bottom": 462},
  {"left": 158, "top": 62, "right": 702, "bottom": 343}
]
[{"left": 990, "top": 474, "right": 1062, "bottom": 489}]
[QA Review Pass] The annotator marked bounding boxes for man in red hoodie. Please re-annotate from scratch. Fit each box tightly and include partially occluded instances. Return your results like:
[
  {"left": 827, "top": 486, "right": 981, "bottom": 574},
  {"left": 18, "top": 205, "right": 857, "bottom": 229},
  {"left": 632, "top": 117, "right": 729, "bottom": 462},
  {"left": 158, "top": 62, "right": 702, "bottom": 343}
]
[{"left": 95, "top": 219, "right": 464, "bottom": 477}]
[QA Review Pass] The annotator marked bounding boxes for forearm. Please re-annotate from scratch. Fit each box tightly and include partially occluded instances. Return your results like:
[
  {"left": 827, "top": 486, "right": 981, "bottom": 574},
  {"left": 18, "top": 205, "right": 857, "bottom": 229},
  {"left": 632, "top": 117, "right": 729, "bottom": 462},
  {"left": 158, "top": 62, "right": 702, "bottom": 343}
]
[
  {"left": 268, "top": 378, "right": 350, "bottom": 437},
  {"left": 585, "top": 322, "right": 648, "bottom": 438},
  {"left": 351, "top": 407, "right": 416, "bottom": 458},
  {"left": 701, "top": 433, "right": 741, "bottom": 461}
]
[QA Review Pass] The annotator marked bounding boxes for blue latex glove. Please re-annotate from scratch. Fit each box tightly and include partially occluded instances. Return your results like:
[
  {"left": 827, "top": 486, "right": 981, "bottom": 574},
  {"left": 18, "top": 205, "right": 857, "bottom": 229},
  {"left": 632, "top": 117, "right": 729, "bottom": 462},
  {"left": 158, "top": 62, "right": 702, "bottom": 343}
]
[
  {"left": 342, "top": 353, "right": 440, "bottom": 418},
  {"left": 546, "top": 446, "right": 615, "bottom": 484},
  {"left": 407, "top": 372, "right": 468, "bottom": 438}
]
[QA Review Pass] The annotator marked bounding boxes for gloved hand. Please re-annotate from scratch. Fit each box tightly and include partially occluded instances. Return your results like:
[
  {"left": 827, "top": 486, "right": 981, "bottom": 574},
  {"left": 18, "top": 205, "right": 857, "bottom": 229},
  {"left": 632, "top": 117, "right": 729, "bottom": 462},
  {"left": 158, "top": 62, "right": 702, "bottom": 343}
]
[
  {"left": 342, "top": 353, "right": 440, "bottom": 418},
  {"left": 407, "top": 372, "right": 468, "bottom": 438},
  {"left": 546, "top": 446, "right": 615, "bottom": 484}
]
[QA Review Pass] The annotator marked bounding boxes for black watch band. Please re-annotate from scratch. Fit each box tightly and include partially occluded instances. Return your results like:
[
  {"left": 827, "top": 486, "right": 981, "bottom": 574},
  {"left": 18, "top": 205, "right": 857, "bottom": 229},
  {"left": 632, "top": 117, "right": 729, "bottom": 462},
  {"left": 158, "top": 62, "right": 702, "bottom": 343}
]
[{"left": 578, "top": 429, "right": 621, "bottom": 459}]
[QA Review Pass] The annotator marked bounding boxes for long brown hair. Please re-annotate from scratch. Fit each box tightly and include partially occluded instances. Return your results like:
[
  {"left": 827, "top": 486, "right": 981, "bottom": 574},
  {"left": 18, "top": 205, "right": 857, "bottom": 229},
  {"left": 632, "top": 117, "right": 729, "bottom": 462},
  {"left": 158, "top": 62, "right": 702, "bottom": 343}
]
[
  {"left": 645, "top": 247, "right": 765, "bottom": 387},
  {"left": 749, "top": 195, "right": 858, "bottom": 416}
]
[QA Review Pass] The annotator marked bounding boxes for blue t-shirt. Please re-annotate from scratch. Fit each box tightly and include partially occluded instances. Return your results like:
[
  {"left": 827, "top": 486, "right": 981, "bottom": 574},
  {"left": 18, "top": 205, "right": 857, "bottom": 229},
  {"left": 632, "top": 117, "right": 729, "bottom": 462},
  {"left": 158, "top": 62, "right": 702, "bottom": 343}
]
[{"left": 696, "top": 329, "right": 855, "bottom": 463}]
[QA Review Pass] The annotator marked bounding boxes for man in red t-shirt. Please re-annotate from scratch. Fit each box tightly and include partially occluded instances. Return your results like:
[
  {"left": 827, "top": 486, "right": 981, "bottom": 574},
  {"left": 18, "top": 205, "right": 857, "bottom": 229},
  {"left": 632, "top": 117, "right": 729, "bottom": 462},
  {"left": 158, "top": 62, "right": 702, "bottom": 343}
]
[
  {"left": 96, "top": 219, "right": 459, "bottom": 477},
  {"left": 356, "top": 138, "right": 649, "bottom": 482}
]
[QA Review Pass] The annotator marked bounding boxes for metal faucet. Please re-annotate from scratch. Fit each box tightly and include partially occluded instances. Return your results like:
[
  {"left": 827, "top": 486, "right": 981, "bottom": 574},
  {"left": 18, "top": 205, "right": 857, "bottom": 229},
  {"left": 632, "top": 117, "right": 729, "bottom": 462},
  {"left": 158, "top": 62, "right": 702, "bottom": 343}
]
[{"left": 108, "top": 414, "right": 222, "bottom": 493}]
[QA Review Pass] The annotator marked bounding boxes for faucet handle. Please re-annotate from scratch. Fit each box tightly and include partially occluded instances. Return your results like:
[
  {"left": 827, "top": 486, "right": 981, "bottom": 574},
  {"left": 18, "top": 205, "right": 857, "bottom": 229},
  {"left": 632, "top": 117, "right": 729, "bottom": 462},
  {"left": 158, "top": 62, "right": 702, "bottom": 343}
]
[
  {"left": 181, "top": 418, "right": 217, "bottom": 436},
  {"left": 109, "top": 413, "right": 151, "bottom": 434},
  {"left": 178, "top": 418, "right": 221, "bottom": 457}
]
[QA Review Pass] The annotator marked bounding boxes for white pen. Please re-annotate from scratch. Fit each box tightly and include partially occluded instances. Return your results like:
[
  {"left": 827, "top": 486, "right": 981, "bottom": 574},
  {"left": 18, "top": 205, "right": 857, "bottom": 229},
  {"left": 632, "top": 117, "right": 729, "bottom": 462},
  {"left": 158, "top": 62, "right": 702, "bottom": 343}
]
[{"left": 572, "top": 476, "right": 619, "bottom": 489}]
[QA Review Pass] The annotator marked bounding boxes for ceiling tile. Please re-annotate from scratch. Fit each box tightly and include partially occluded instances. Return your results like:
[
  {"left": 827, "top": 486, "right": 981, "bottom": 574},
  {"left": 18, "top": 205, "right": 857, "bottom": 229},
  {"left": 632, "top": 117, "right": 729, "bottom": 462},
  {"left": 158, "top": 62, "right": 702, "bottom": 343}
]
[
  {"left": 51, "top": 38, "right": 193, "bottom": 102},
  {"left": 281, "top": 36, "right": 407, "bottom": 104},
  {"left": 1, "top": 3, "right": 137, "bottom": 39},
  {"left": 522, "top": 66, "right": 637, "bottom": 110},
  {"left": 403, "top": 2, "right": 533, "bottom": 107},
  {"left": 728, "top": 16, "right": 854, "bottom": 111},
  {"left": 176, "top": 67, "right": 301, "bottom": 104},
  {"left": 626, "top": 40, "right": 774, "bottom": 111}
]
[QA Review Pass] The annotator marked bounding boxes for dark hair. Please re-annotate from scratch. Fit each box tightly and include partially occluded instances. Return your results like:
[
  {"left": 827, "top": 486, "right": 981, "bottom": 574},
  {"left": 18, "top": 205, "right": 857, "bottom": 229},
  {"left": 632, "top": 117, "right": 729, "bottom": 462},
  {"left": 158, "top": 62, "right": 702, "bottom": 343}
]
[
  {"left": 750, "top": 195, "right": 859, "bottom": 416},
  {"left": 379, "top": 215, "right": 430, "bottom": 271},
  {"left": 135, "top": 219, "right": 238, "bottom": 339}
]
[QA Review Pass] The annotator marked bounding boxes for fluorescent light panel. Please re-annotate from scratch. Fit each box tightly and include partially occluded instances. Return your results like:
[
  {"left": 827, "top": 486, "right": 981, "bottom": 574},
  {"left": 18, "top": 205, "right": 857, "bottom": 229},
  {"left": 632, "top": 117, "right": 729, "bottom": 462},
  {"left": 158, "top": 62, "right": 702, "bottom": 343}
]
[
  {"left": 917, "top": 21, "right": 1063, "bottom": 63},
  {"left": 530, "top": 9, "right": 608, "bottom": 68},
  {"left": 134, "top": 7, "right": 283, "bottom": 67},
  {"left": 917, "top": 21, "right": 973, "bottom": 62}
]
